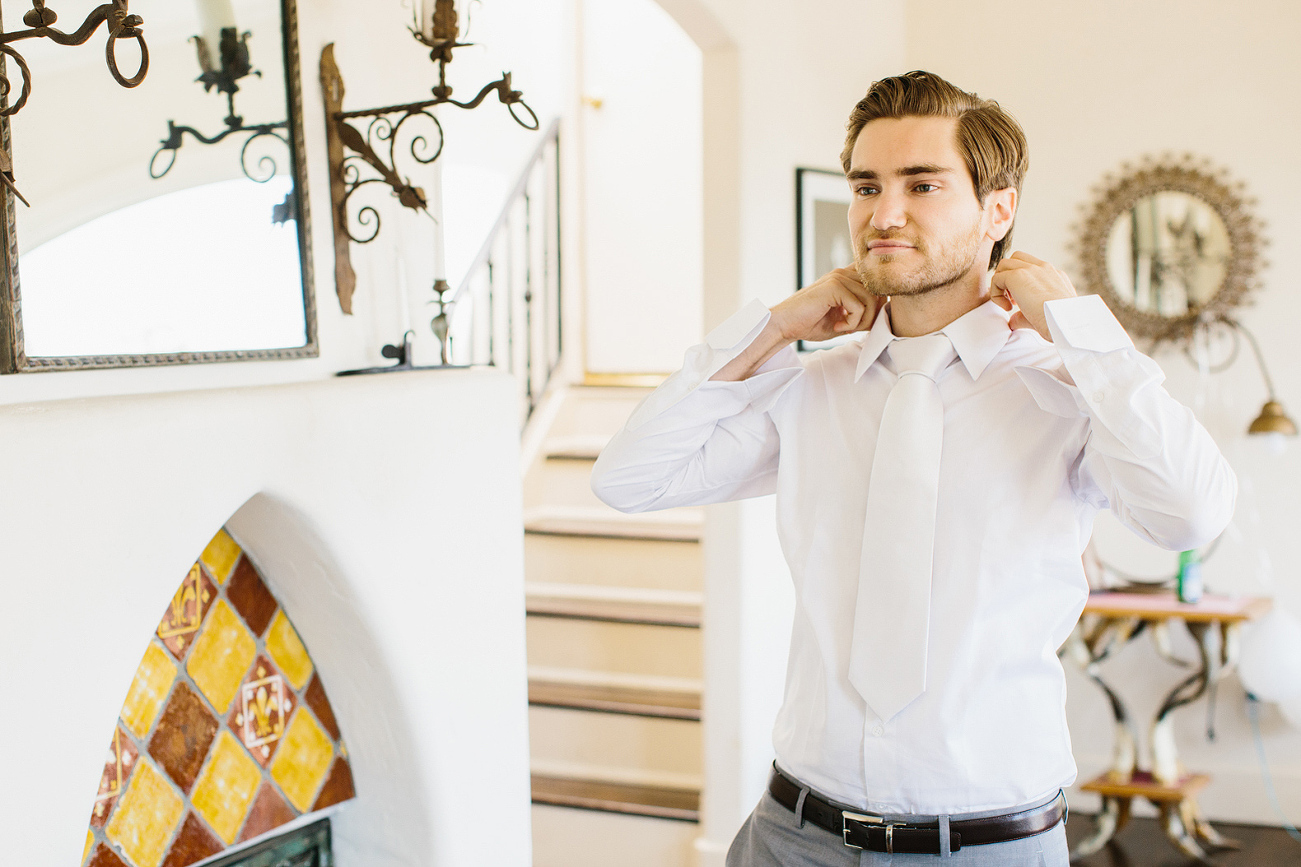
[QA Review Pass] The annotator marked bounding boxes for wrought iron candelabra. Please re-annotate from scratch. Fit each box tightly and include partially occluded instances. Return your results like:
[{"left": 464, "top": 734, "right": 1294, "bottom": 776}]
[
  {"left": 149, "top": 26, "right": 289, "bottom": 186},
  {"left": 322, "top": 0, "right": 537, "bottom": 353}
]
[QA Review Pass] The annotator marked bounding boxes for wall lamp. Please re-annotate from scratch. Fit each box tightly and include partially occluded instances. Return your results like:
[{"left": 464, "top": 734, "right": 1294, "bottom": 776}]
[
  {"left": 1, "top": 0, "right": 149, "bottom": 204},
  {"left": 1233, "top": 320, "right": 1297, "bottom": 437},
  {"left": 320, "top": 0, "right": 537, "bottom": 326}
]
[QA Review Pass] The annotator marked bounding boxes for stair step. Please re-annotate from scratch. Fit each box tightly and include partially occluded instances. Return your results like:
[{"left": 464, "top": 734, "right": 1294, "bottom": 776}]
[
  {"left": 526, "top": 587, "right": 701, "bottom": 627},
  {"left": 524, "top": 534, "right": 702, "bottom": 593},
  {"left": 531, "top": 775, "right": 700, "bottom": 822},
  {"left": 529, "top": 679, "right": 702, "bottom": 720},
  {"left": 524, "top": 506, "right": 702, "bottom": 542},
  {"left": 544, "top": 434, "right": 609, "bottom": 461},
  {"left": 527, "top": 618, "right": 702, "bottom": 679}
]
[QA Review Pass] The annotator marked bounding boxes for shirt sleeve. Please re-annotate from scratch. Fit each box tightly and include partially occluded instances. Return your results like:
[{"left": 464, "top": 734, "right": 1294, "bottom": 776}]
[
  {"left": 591, "top": 300, "right": 804, "bottom": 513},
  {"left": 1014, "top": 294, "right": 1237, "bottom": 550}
]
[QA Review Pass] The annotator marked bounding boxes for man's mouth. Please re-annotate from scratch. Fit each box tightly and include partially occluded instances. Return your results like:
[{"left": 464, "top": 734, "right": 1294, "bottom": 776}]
[{"left": 865, "top": 240, "right": 916, "bottom": 255}]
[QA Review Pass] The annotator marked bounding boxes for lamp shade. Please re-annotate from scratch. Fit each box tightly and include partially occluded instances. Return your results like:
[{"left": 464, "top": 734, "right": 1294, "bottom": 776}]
[{"left": 1248, "top": 400, "right": 1297, "bottom": 436}]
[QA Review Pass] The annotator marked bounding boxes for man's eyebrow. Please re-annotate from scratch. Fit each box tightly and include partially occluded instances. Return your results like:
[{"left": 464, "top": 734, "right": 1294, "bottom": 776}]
[{"left": 846, "top": 164, "right": 953, "bottom": 180}]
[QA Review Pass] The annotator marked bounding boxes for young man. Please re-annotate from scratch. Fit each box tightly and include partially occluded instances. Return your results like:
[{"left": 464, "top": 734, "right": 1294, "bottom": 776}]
[{"left": 591, "top": 71, "right": 1235, "bottom": 865}]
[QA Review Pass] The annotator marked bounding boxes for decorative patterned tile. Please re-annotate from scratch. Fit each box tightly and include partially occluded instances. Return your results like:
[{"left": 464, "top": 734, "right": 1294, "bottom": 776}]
[
  {"left": 105, "top": 758, "right": 186, "bottom": 867},
  {"left": 159, "top": 813, "right": 223, "bottom": 867},
  {"left": 82, "top": 830, "right": 94, "bottom": 865},
  {"left": 238, "top": 782, "right": 297, "bottom": 844},
  {"left": 148, "top": 682, "right": 219, "bottom": 793},
  {"left": 264, "top": 610, "right": 313, "bottom": 690},
  {"left": 191, "top": 730, "right": 262, "bottom": 845},
  {"left": 312, "top": 757, "right": 356, "bottom": 811},
  {"left": 303, "top": 674, "right": 341, "bottom": 741},
  {"left": 227, "top": 656, "right": 294, "bottom": 767},
  {"left": 86, "top": 843, "right": 130, "bottom": 867},
  {"left": 200, "top": 529, "right": 242, "bottom": 585},
  {"left": 120, "top": 642, "right": 178, "bottom": 740},
  {"left": 225, "top": 557, "right": 278, "bottom": 636},
  {"left": 269, "top": 708, "right": 334, "bottom": 812},
  {"left": 91, "top": 726, "right": 138, "bottom": 828},
  {"left": 186, "top": 599, "right": 256, "bottom": 714},
  {"left": 156, "top": 565, "right": 217, "bottom": 659}
]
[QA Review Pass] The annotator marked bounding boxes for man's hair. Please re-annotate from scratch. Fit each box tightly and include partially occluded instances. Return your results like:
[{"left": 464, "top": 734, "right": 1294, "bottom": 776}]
[{"left": 841, "top": 70, "right": 1028, "bottom": 269}]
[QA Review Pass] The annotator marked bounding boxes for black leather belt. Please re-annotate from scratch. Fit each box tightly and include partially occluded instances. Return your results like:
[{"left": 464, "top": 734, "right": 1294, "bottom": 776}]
[{"left": 768, "top": 765, "right": 1066, "bottom": 854}]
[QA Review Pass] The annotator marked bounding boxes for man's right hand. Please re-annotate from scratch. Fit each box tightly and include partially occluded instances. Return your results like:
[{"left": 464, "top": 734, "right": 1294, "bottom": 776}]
[{"left": 770, "top": 267, "right": 882, "bottom": 343}]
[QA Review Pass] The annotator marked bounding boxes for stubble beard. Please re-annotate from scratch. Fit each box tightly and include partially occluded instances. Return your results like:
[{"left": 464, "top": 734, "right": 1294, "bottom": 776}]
[{"left": 854, "top": 220, "right": 986, "bottom": 299}]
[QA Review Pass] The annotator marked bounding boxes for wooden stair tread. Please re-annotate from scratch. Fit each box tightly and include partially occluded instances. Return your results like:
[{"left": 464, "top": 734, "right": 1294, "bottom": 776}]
[
  {"left": 529, "top": 679, "right": 701, "bottom": 720},
  {"left": 524, "top": 507, "right": 702, "bottom": 542},
  {"left": 526, "top": 594, "right": 701, "bottom": 627},
  {"left": 531, "top": 774, "right": 700, "bottom": 822}
]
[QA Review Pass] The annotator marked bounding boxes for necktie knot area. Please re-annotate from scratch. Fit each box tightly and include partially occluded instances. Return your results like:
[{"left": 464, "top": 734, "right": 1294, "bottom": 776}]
[{"left": 887, "top": 334, "right": 956, "bottom": 382}]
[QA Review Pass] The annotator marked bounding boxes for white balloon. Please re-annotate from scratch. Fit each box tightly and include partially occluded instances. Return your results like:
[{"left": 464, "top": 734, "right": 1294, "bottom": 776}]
[
  {"left": 1278, "top": 692, "right": 1301, "bottom": 729},
  {"left": 1238, "top": 607, "right": 1301, "bottom": 703}
]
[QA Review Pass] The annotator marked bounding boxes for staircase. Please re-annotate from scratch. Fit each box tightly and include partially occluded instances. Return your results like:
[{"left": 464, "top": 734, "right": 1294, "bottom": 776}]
[{"left": 525, "top": 385, "right": 704, "bottom": 867}]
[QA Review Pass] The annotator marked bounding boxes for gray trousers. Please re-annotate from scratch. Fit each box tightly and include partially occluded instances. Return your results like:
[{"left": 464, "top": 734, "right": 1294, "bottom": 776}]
[{"left": 726, "top": 791, "right": 1070, "bottom": 867}]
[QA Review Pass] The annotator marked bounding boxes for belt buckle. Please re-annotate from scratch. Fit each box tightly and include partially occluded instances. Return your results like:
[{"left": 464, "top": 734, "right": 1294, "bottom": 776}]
[{"left": 842, "top": 811, "right": 897, "bottom": 853}]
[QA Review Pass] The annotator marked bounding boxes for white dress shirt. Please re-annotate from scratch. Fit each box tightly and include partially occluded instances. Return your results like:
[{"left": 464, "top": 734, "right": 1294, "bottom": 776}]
[{"left": 591, "top": 294, "right": 1236, "bottom": 816}]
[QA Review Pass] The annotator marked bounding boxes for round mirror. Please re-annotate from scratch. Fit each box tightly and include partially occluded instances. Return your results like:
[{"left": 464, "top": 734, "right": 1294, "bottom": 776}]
[{"left": 1074, "top": 157, "right": 1265, "bottom": 344}]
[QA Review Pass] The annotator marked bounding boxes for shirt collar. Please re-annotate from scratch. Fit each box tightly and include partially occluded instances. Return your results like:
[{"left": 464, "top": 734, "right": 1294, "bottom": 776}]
[{"left": 854, "top": 300, "right": 1013, "bottom": 382}]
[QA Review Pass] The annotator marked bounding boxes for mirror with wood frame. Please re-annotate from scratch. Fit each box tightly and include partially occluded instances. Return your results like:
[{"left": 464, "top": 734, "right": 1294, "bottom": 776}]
[
  {"left": 1073, "top": 156, "right": 1265, "bottom": 345},
  {"left": 0, "top": 0, "right": 315, "bottom": 372}
]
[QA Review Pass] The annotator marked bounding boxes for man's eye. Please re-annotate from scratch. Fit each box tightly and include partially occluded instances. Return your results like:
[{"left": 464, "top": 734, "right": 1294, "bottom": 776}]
[
  {"left": 855, "top": 186, "right": 878, "bottom": 196},
  {"left": 914, "top": 183, "right": 937, "bottom": 193}
]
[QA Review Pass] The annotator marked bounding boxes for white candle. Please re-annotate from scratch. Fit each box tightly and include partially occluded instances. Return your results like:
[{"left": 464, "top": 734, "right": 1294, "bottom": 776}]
[
  {"left": 196, "top": 0, "right": 237, "bottom": 54},
  {"left": 431, "top": 157, "right": 447, "bottom": 282},
  {"left": 418, "top": 0, "right": 436, "bottom": 42}
]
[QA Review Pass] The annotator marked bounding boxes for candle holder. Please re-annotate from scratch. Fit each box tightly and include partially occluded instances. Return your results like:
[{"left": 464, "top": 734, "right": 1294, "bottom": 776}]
[
  {"left": 319, "top": 0, "right": 537, "bottom": 316},
  {"left": 148, "top": 26, "right": 290, "bottom": 185},
  {"left": 0, "top": 1, "right": 149, "bottom": 204}
]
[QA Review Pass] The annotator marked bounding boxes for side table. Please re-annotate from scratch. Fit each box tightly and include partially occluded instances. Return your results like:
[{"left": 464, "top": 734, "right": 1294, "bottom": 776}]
[{"left": 1061, "top": 591, "right": 1271, "bottom": 863}]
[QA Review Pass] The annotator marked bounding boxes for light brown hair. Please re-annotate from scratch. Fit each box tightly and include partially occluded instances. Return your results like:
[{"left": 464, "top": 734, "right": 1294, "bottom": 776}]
[{"left": 841, "top": 70, "right": 1028, "bottom": 269}]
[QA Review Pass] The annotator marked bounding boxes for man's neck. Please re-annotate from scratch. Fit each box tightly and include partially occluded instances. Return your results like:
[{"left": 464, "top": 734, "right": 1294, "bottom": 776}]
[{"left": 887, "top": 271, "right": 991, "bottom": 337}]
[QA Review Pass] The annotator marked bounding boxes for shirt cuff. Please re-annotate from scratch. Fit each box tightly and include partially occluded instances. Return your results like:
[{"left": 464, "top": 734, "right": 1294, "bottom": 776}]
[
  {"left": 1021, "top": 295, "right": 1164, "bottom": 459},
  {"left": 626, "top": 300, "right": 801, "bottom": 431}
]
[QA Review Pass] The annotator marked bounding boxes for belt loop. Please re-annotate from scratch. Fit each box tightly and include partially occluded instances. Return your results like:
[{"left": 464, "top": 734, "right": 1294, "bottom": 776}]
[
  {"left": 938, "top": 815, "right": 952, "bottom": 857},
  {"left": 794, "top": 786, "right": 810, "bottom": 829}
]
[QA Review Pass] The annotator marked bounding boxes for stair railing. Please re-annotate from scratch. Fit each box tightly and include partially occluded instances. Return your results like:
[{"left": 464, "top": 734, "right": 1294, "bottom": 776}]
[{"left": 443, "top": 118, "right": 562, "bottom": 427}]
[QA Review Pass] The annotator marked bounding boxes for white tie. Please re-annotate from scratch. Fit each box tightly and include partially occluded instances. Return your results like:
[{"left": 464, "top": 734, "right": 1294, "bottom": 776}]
[{"left": 849, "top": 333, "right": 956, "bottom": 722}]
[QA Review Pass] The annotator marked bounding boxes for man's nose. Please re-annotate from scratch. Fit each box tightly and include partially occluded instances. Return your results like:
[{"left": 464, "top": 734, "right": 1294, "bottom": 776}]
[{"left": 870, "top": 192, "right": 907, "bottom": 232}]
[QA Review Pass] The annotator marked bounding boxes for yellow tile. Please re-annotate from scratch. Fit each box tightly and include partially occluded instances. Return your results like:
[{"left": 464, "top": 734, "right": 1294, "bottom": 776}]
[
  {"left": 191, "top": 730, "right": 262, "bottom": 845},
  {"left": 82, "top": 829, "right": 93, "bottom": 865},
  {"left": 265, "top": 610, "right": 313, "bottom": 690},
  {"left": 120, "top": 642, "right": 177, "bottom": 739},
  {"left": 270, "top": 708, "right": 334, "bottom": 812},
  {"left": 186, "top": 600, "right": 256, "bottom": 714},
  {"left": 105, "top": 759, "right": 185, "bottom": 867},
  {"left": 200, "top": 528, "right": 242, "bottom": 584}
]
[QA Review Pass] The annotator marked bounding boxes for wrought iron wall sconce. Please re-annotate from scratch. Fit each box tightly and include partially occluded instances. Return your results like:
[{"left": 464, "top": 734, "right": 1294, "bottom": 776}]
[
  {"left": 1187, "top": 317, "right": 1296, "bottom": 441},
  {"left": 1, "top": 0, "right": 149, "bottom": 204},
  {"left": 320, "top": 0, "right": 537, "bottom": 345},
  {"left": 149, "top": 25, "right": 290, "bottom": 195}
]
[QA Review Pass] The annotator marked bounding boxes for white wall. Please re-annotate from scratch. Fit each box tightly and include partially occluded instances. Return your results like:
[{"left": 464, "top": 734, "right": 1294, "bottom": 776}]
[
  {"left": 905, "top": 0, "right": 1301, "bottom": 823},
  {"left": 0, "top": 370, "right": 531, "bottom": 866}
]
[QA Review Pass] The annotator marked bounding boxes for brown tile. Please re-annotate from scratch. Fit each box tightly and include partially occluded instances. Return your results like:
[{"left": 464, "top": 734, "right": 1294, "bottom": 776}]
[
  {"left": 160, "top": 813, "right": 223, "bottom": 867},
  {"left": 156, "top": 565, "right": 217, "bottom": 660},
  {"left": 303, "top": 674, "right": 341, "bottom": 741},
  {"left": 91, "top": 727, "right": 138, "bottom": 828},
  {"left": 312, "top": 757, "right": 356, "bottom": 810},
  {"left": 225, "top": 557, "right": 278, "bottom": 636},
  {"left": 148, "top": 682, "right": 219, "bottom": 793},
  {"left": 226, "top": 656, "right": 294, "bottom": 767},
  {"left": 86, "top": 843, "right": 130, "bottom": 867},
  {"left": 238, "top": 782, "right": 297, "bottom": 843}
]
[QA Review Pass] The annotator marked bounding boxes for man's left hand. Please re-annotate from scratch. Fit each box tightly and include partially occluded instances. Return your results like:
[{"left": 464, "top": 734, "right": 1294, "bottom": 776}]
[{"left": 989, "top": 252, "right": 1077, "bottom": 341}]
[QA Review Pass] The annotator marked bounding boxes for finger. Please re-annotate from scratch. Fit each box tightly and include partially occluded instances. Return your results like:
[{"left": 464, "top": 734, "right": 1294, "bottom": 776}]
[
  {"left": 1008, "top": 310, "right": 1035, "bottom": 330},
  {"left": 990, "top": 292, "right": 1013, "bottom": 311}
]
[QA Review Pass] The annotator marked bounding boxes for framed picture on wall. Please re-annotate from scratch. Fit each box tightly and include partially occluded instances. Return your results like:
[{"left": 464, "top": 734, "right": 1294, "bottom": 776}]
[{"left": 795, "top": 167, "right": 858, "bottom": 351}]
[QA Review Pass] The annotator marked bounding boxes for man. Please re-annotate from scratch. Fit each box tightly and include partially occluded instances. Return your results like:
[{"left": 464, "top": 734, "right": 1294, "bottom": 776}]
[{"left": 591, "top": 71, "right": 1235, "bottom": 865}]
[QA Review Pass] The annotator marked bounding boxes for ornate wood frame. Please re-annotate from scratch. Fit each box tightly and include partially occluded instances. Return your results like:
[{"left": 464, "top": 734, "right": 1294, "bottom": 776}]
[
  {"left": 0, "top": 0, "right": 317, "bottom": 372},
  {"left": 1072, "top": 155, "right": 1266, "bottom": 346}
]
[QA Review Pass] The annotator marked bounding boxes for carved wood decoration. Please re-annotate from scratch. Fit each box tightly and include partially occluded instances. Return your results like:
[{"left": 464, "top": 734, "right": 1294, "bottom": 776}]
[{"left": 319, "top": 44, "right": 355, "bottom": 314}]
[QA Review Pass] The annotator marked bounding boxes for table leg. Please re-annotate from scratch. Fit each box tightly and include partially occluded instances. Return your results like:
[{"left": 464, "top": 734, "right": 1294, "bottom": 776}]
[
  {"left": 1151, "top": 622, "right": 1215, "bottom": 784},
  {"left": 1160, "top": 801, "right": 1213, "bottom": 864},
  {"left": 1070, "top": 795, "right": 1127, "bottom": 860}
]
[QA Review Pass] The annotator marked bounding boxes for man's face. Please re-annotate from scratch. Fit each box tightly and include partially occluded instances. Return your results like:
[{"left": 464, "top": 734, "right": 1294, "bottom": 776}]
[{"left": 846, "top": 116, "right": 996, "bottom": 298}]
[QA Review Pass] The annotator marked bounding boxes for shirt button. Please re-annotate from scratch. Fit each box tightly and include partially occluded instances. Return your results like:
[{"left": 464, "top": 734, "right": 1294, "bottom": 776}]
[
  {"left": 871, "top": 724, "right": 884, "bottom": 737},
  {"left": 1092, "top": 390, "right": 1106, "bottom": 403}
]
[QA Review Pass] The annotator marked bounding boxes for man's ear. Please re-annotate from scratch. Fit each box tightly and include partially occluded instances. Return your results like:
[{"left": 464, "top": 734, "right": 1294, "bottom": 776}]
[{"left": 984, "top": 187, "right": 1017, "bottom": 242}]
